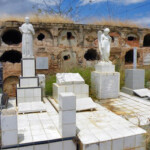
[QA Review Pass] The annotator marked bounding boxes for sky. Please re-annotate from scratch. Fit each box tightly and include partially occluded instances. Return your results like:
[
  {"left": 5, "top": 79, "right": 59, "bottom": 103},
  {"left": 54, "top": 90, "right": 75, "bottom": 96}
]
[{"left": 0, "top": 0, "right": 150, "bottom": 26}]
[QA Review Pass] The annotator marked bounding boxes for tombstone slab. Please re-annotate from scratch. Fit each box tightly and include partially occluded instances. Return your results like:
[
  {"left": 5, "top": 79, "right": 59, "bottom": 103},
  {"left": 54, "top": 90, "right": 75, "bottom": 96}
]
[{"left": 36, "top": 57, "right": 48, "bottom": 70}]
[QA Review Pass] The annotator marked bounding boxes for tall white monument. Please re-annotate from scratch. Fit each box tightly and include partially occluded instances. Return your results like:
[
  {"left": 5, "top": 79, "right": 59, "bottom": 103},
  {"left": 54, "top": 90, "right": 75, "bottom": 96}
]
[
  {"left": 91, "top": 28, "right": 120, "bottom": 99},
  {"left": 122, "top": 47, "right": 145, "bottom": 95},
  {"left": 16, "top": 17, "right": 45, "bottom": 113},
  {"left": 19, "top": 17, "right": 35, "bottom": 58}
]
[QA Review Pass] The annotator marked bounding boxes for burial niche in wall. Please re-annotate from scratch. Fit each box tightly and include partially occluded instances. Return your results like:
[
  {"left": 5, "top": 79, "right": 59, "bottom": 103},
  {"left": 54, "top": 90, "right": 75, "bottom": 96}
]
[
  {"left": 58, "top": 30, "right": 77, "bottom": 47},
  {"left": 0, "top": 50, "right": 22, "bottom": 63},
  {"left": 143, "top": 34, "right": 150, "bottom": 47},
  {"left": 125, "top": 49, "right": 139, "bottom": 64},
  {"left": 2, "top": 29, "right": 22, "bottom": 45},
  {"left": 37, "top": 33, "right": 45, "bottom": 41},
  {"left": 84, "top": 49, "right": 100, "bottom": 61},
  {"left": 59, "top": 50, "right": 77, "bottom": 70}
]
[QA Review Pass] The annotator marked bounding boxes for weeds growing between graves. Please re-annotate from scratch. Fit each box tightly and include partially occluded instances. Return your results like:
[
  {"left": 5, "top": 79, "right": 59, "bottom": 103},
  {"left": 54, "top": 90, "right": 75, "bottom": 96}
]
[{"left": 45, "top": 75, "right": 56, "bottom": 96}]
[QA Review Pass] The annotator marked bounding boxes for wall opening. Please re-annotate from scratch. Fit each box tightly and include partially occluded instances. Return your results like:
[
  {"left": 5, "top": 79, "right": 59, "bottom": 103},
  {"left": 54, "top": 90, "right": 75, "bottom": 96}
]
[
  {"left": 3, "top": 76, "right": 19, "bottom": 97},
  {"left": 125, "top": 49, "right": 139, "bottom": 64},
  {"left": 143, "top": 34, "right": 150, "bottom": 47},
  {"left": 67, "top": 32, "right": 72, "bottom": 40},
  {"left": 63, "top": 55, "right": 70, "bottom": 61},
  {"left": 37, "top": 33, "right": 45, "bottom": 41},
  {"left": 84, "top": 49, "right": 100, "bottom": 61},
  {"left": 0, "top": 50, "right": 22, "bottom": 63},
  {"left": 2, "top": 29, "right": 22, "bottom": 45},
  {"left": 111, "top": 36, "right": 115, "bottom": 42},
  {"left": 128, "top": 36, "right": 137, "bottom": 41}
]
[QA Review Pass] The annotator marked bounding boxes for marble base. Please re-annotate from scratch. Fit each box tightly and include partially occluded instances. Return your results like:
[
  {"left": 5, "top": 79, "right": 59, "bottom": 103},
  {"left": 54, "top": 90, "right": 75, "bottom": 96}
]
[
  {"left": 121, "top": 69, "right": 145, "bottom": 95},
  {"left": 95, "top": 62, "right": 115, "bottom": 72},
  {"left": 19, "top": 76, "right": 39, "bottom": 88},
  {"left": 53, "top": 83, "right": 89, "bottom": 101},
  {"left": 91, "top": 71, "right": 120, "bottom": 99},
  {"left": 18, "top": 102, "right": 46, "bottom": 114},
  {"left": 22, "top": 58, "right": 36, "bottom": 77},
  {"left": 17, "top": 87, "right": 42, "bottom": 104}
]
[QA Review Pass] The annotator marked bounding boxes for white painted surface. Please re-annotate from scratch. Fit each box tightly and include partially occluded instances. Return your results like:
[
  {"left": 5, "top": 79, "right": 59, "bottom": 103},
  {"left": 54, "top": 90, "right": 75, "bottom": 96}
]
[
  {"left": 91, "top": 71, "right": 120, "bottom": 99},
  {"left": 22, "top": 59, "right": 35, "bottom": 77},
  {"left": 17, "top": 87, "right": 42, "bottom": 104},
  {"left": 59, "top": 93, "right": 76, "bottom": 111},
  {"left": 53, "top": 83, "right": 89, "bottom": 102},
  {"left": 133, "top": 88, "right": 150, "bottom": 97},
  {"left": 37, "top": 74, "right": 46, "bottom": 96},
  {"left": 95, "top": 62, "right": 115, "bottom": 72},
  {"left": 18, "top": 102, "right": 46, "bottom": 114},
  {"left": 20, "top": 77, "right": 38, "bottom": 88},
  {"left": 56, "top": 73, "right": 85, "bottom": 85}
]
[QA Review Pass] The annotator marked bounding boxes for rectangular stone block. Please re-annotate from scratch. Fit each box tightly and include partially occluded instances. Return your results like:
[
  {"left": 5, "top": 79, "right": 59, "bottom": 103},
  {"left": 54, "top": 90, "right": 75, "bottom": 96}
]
[
  {"left": 19, "top": 77, "right": 39, "bottom": 88},
  {"left": 49, "top": 141, "right": 63, "bottom": 150},
  {"left": 2, "top": 130, "right": 18, "bottom": 146},
  {"left": 37, "top": 74, "right": 45, "bottom": 96},
  {"left": 95, "top": 63, "right": 115, "bottom": 72},
  {"left": 59, "top": 110, "right": 76, "bottom": 124},
  {"left": 1, "top": 109, "right": 17, "bottom": 131},
  {"left": 36, "top": 57, "right": 48, "bottom": 70},
  {"left": 53, "top": 83, "right": 89, "bottom": 101},
  {"left": 125, "top": 69, "right": 145, "bottom": 89},
  {"left": 56, "top": 73, "right": 85, "bottom": 85},
  {"left": 63, "top": 140, "right": 76, "bottom": 150},
  {"left": 17, "top": 87, "right": 42, "bottom": 104},
  {"left": 91, "top": 71, "right": 120, "bottom": 99},
  {"left": 22, "top": 58, "right": 35, "bottom": 77},
  {"left": 59, "top": 123, "right": 76, "bottom": 138},
  {"left": 59, "top": 93, "right": 76, "bottom": 111}
]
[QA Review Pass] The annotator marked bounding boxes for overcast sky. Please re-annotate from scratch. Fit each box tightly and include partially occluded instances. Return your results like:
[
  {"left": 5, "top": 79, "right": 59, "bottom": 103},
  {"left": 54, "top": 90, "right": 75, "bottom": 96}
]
[{"left": 0, "top": 0, "right": 150, "bottom": 26}]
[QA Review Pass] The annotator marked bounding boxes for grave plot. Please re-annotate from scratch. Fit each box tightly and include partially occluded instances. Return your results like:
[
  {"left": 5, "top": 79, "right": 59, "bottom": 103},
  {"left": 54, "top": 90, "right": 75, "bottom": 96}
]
[
  {"left": 100, "top": 92, "right": 150, "bottom": 128},
  {"left": 46, "top": 97, "right": 147, "bottom": 150},
  {"left": 1, "top": 96, "right": 76, "bottom": 150},
  {"left": 52, "top": 73, "right": 96, "bottom": 111},
  {"left": 16, "top": 58, "right": 46, "bottom": 114}
]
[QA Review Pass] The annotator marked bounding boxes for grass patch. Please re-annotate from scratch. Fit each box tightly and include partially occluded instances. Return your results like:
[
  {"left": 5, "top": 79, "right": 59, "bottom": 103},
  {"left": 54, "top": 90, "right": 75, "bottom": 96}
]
[
  {"left": 92, "top": 18, "right": 141, "bottom": 28},
  {"left": 45, "top": 74, "right": 56, "bottom": 96},
  {"left": 0, "top": 14, "right": 74, "bottom": 24}
]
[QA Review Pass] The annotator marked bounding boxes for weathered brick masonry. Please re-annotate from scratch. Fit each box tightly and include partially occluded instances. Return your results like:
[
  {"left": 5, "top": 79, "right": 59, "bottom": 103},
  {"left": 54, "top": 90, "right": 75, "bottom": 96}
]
[{"left": 0, "top": 21, "right": 150, "bottom": 96}]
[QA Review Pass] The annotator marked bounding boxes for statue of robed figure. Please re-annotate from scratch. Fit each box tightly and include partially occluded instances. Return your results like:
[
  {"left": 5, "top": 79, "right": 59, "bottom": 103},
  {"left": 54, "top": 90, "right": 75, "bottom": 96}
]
[
  {"left": 98, "top": 28, "right": 112, "bottom": 62},
  {"left": 19, "top": 17, "right": 35, "bottom": 58}
]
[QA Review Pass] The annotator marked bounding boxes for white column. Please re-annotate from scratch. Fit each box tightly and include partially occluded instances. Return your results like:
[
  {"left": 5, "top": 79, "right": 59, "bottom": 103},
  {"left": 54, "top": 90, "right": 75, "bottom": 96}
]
[
  {"left": 133, "top": 47, "right": 137, "bottom": 69},
  {"left": 59, "top": 92, "right": 76, "bottom": 138}
]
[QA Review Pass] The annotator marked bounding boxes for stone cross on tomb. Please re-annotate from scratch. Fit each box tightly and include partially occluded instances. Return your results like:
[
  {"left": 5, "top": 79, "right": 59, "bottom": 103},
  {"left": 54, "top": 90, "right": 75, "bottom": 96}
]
[{"left": 133, "top": 47, "right": 137, "bottom": 69}]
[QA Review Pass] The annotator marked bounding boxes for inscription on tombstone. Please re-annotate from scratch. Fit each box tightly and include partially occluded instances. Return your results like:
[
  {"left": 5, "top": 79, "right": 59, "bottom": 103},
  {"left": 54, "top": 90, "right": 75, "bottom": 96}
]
[{"left": 36, "top": 57, "right": 48, "bottom": 69}]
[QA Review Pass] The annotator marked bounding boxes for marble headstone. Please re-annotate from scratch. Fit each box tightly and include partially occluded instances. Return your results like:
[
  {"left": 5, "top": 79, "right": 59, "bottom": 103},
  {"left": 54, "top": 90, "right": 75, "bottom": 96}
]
[{"left": 36, "top": 57, "right": 48, "bottom": 70}]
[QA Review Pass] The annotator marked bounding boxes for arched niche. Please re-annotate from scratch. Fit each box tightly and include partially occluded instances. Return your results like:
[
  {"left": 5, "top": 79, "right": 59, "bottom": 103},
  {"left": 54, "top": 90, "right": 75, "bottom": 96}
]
[
  {"left": 143, "top": 34, "right": 150, "bottom": 47},
  {"left": 0, "top": 50, "right": 22, "bottom": 63},
  {"left": 58, "top": 30, "right": 77, "bottom": 47},
  {"left": 1, "top": 29, "right": 22, "bottom": 45},
  {"left": 3, "top": 76, "right": 19, "bottom": 97},
  {"left": 125, "top": 49, "right": 140, "bottom": 64},
  {"left": 84, "top": 49, "right": 100, "bottom": 61}
]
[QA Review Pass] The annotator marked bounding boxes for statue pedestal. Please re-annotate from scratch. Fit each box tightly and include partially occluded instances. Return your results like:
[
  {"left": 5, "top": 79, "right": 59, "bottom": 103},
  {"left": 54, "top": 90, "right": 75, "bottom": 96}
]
[
  {"left": 17, "top": 57, "right": 42, "bottom": 105},
  {"left": 91, "top": 62, "right": 120, "bottom": 99},
  {"left": 121, "top": 69, "right": 145, "bottom": 95}
]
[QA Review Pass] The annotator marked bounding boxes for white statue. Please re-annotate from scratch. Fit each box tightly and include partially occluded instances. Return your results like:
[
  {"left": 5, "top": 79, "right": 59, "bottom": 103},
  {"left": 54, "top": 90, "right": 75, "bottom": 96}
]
[
  {"left": 98, "top": 28, "right": 112, "bottom": 62},
  {"left": 19, "top": 17, "right": 35, "bottom": 58}
]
